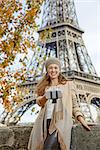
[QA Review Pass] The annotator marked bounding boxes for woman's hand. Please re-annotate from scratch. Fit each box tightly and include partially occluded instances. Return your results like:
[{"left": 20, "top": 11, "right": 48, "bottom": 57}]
[
  {"left": 36, "top": 95, "right": 47, "bottom": 107},
  {"left": 77, "top": 115, "right": 91, "bottom": 131}
]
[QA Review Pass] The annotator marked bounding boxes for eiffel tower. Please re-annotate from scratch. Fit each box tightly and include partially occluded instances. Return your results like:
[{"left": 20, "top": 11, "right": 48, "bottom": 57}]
[{"left": 1, "top": 0, "right": 100, "bottom": 125}]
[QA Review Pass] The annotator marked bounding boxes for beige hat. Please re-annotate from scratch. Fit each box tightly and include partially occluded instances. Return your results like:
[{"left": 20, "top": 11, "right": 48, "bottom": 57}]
[{"left": 45, "top": 57, "right": 61, "bottom": 71}]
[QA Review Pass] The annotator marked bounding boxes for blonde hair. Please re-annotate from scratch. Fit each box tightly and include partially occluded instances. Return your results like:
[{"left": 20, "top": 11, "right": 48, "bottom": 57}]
[{"left": 36, "top": 73, "right": 69, "bottom": 96}]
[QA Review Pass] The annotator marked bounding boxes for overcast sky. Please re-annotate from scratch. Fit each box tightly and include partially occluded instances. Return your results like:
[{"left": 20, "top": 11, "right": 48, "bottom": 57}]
[{"left": 74, "top": 0, "right": 100, "bottom": 76}]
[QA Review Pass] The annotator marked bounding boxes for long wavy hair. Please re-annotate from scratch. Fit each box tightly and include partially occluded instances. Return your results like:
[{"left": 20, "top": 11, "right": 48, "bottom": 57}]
[{"left": 36, "top": 72, "right": 69, "bottom": 96}]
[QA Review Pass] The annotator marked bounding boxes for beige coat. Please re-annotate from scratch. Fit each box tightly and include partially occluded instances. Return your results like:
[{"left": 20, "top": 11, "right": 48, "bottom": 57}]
[{"left": 28, "top": 81, "right": 83, "bottom": 150}]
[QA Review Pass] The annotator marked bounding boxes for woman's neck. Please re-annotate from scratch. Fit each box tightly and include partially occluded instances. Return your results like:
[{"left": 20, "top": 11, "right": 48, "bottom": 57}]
[{"left": 50, "top": 78, "right": 59, "bottom": 86}]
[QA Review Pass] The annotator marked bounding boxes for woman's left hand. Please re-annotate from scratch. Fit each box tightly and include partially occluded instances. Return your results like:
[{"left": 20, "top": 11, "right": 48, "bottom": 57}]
[{"left": 77, "top": 116, "right": 91, "bottom": 131}]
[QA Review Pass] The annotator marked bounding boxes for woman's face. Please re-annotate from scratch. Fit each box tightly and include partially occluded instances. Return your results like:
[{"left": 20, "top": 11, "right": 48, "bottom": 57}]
[{"left": 47, "top": 64, "right": 60, "bottom": 79}]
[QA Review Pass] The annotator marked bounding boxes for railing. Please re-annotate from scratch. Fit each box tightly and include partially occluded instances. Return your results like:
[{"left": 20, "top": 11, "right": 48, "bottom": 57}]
[{"left": 62, "top": 70, "right": 100, "bottom": 83}]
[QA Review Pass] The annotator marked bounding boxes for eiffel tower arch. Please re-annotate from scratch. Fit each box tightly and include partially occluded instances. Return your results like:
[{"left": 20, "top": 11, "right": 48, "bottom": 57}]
[{"left": 1, "top": 0, "right": 100, "bottom": 125}]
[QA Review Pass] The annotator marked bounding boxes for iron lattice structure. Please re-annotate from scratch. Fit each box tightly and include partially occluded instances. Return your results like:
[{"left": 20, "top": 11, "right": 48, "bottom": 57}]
[
  {"left": 40, "top": 0, "right": 97, "bottom": 75},
  {"left": 28, "top": 0, "right": 97, "bottom": 77},
  {"left": 0, "top": 0, "right": 100, "bottom": 125},
  {"left": 41, "top": 0, "right": 79, "bottom": 28}
]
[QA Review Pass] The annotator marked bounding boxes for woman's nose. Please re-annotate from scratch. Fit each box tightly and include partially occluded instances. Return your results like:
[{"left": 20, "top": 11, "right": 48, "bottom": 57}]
[{"left": 51, "top": 68, "right": 55, "bottom": 72}]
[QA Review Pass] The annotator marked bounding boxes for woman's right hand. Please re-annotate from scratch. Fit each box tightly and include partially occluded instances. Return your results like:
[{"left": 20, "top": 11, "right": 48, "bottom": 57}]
[{"left": 36, "top": 95, "right": 47, "bottom": 107}]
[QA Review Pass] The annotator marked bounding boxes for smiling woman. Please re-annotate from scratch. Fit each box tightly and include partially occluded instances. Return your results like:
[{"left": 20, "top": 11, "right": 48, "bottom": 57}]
[{"left": 28, "top": 57, "right": 91, "bottom": 150}]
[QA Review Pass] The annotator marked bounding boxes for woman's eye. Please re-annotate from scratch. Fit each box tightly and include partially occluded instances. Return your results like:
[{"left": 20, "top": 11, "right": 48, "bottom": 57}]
[
  {"left": 55, "top": 67, "right": 58, "bottom": 69},
  {"left": 48, "top": 66, "right": 59, "bottom": 70},
  {"left": 49, "top": 67, "right": 53, "bottom": 69}
]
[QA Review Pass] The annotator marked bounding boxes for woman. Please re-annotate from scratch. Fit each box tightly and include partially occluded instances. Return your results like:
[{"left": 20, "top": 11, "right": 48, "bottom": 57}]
[{"left": 28, "top": 57, "right": 91, "bottom": 150}]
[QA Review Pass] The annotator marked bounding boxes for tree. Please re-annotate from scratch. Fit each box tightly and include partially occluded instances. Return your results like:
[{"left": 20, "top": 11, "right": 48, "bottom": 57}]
[{"left": 0, "top": 0, "right": 43, "bottom": 111}]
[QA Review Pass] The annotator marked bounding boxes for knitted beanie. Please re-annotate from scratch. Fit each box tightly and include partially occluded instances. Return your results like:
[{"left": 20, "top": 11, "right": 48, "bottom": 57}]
[{"left": 45, "top": 57, "right": 61, "bottom": 71}]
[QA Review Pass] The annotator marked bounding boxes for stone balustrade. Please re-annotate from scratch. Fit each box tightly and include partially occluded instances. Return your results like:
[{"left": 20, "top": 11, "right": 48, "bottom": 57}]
[{"left": 0, "top": 123, "right": 100, "bottom": 150}]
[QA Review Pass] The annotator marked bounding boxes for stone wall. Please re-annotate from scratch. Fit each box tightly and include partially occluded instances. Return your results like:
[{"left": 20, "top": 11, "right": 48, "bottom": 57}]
[
  {"left": 0, "top": 124, "right": 100, "bottom": 150},
  {"left": 71, "top": 124, "right": 100, "bottom": 150},
  {"left": 0, "top": 125, "right": 32, "bottom": 150}
]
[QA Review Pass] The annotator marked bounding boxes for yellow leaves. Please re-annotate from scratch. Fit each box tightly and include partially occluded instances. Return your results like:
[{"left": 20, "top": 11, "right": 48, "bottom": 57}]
[
  {"left": 20, "top": 75, "right": 26, "bottom": 81},
  {"left": 25, "top": 1, "right": 42, "bottom": 24},
  {"left": 0, "top": 0, "right": 44, "bottom": 112},
  {"left": 0, "top": 68, "right": 27, "bottom": 111},
  {"left": 2, "top": 41, "right": 13, "bottom": 55},
  {"left": 3, "top": 97, "right": 13, "bottom": 112},
  {"left": 0, "top": 59, "right": 9, "bottom": 68},
  {"left": 39, "top": 28, "right": 53, "bottom": 42},
  {"left": 13, "top": 95, "right": 23, "bottom": 103},
  {"left": 16, "top": 87, "right": 20, "bottom": 94},
  {"left": 0, "top": 6, "right": 2, "bottom": 13},
  {"left": 21, "top": 62, "right": 27, "bottom": 67},
  {"left": 24, "top": 89, "right": 29, "bottom": 94},
  {"left": 26, "top": 7, "right": 38, "bottom": 19},
  {"left": 9, "top": 41, "right": 14, "bottom": 48},
  {"left": 6, "top": 45, "right": 12, "bottom": 53},
  {"left": 19, "top": 58, "right": 27, "bottom": 67},
  {"left": 31, "top": 107, "right": 35, "bottom": 112},
  {"left": 24, "top": 39, "right": 36, "bottom": 50},
  {"left": 9, "top": 55, "right": 15, "bottom": 62},
  {"left": 1, "top": 79, "right": 24, "bottom": 112},
  {"left": 14, "top": 72, "right": 20, "bottom": 78},
  {"left": 0, "top": 0, "right": 16, "bottom": 26},
  {"left": 0, "top": 72, "right": 5, "bottom": 78},
  {"left": 6, "top": 8, "right": 12, "bottom": 17},
  {"left": 1, "top": 83, "right": 13, "bottom": 112},
  {"left": 32, "top": 43, "right": 36, "bottom": 49},
  {"left": 25, "top": 39, "right": 30, "bottom": 48},
  {"left": 30, "top": 7, "right": 38, "bottom": 16},
  {"left": 0, "top": 26, "right": 5, "bottom": 37}
]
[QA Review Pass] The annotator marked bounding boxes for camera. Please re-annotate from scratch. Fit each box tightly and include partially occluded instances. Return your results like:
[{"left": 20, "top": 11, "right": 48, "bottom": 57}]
[{"left": 45, "top": 89, "right": 62, "bottom": 103}]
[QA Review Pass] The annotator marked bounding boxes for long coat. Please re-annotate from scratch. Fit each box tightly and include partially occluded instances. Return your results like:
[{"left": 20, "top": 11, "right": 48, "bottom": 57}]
[{"left": 28, "top": 81, "right": 84, "bottom": 150}]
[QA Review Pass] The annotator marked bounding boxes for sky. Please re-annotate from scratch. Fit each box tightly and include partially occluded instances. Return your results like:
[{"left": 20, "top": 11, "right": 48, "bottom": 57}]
[{"left": 74, "top": 0, "right": 100, "bottom": 76}]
